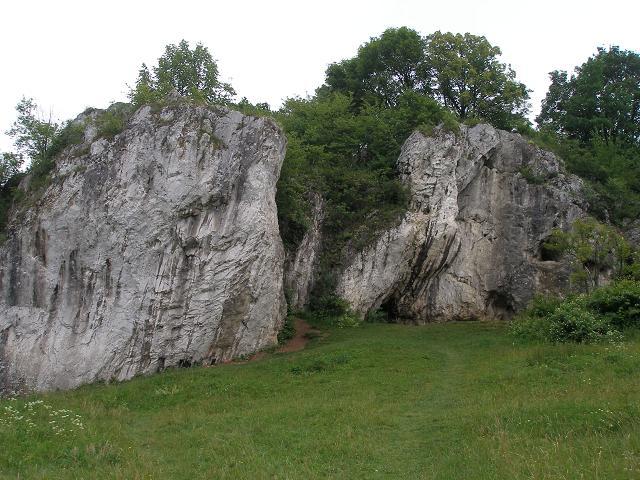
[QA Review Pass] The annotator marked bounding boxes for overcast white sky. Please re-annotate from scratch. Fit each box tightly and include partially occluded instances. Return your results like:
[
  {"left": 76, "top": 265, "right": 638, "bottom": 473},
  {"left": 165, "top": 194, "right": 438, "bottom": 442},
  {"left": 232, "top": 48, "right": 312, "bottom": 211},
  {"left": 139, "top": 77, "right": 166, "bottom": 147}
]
[{"left": 1, "top": 0, "right": 638, "bottom": 152}]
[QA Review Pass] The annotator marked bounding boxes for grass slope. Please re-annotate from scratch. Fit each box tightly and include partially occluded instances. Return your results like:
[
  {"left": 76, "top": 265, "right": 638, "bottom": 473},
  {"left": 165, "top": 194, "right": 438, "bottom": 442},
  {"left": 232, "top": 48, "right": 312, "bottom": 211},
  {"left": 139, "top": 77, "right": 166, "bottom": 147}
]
[{"left": 1, "top": 322, "right": 640, "bottom": 479}]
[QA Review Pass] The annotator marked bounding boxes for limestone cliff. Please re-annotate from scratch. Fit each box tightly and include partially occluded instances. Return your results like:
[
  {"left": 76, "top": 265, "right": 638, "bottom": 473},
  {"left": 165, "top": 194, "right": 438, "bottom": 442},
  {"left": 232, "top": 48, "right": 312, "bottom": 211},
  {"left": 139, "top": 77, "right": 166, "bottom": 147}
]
[
  {"left": 0, "top": 102, "right": 286, "bottom": 393},
  {"left": 337, "top": 124, "right": 586, "bottom": 322}
]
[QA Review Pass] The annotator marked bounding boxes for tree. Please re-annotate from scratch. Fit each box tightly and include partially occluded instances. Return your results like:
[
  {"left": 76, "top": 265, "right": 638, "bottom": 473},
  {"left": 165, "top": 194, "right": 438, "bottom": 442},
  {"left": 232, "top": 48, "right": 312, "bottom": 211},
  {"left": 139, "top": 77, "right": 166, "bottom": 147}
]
[
  {"left": 324, "top": 27, "right": 430, "bottom": 108},
  {"left": 0, "top": 152, "right": 23, "bottom": 187},
  {"left": 425, "top": 31, "right": 530, "bottom": 130},
  {"left": 537, "top": 47, "right": 640, "bottom": 144},
  {"left": 545, "top": 218, "right": 632, "bottom": 292},
  {"left": 130, "top": 40, "right": 235, "bottom": 105},
  {"left": 7, "top": 97, "right": 59, "bottom": 163},
  {"left": 324, "top": 28, "right": 530, "bottom": 130}
]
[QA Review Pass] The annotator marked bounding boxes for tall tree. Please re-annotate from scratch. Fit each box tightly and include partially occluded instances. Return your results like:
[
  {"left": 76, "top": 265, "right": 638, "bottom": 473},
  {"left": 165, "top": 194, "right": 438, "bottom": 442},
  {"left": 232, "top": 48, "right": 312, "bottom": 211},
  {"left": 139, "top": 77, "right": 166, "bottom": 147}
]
[
  {"left": 7, "top": 97, "right": 59, "bottom": 163},
  {"left": 425, "top": 31, "right": 530, "bottom": 129},
  {"left": 537, "top": 46, "right": 640, "bottom": 144},
  {"left": 324, "top": 27, "right": 430, "bottom": 108},
  {"left": 130, "top": 40, "right": 235, "bottom": 105}
]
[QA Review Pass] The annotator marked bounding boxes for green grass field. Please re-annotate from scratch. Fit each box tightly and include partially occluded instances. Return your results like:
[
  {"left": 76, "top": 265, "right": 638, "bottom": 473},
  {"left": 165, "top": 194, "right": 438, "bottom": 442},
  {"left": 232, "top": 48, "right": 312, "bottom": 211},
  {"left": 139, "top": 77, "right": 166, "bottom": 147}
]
[{"left": 2, "top": 321, "right": 640, "bottom": 479}]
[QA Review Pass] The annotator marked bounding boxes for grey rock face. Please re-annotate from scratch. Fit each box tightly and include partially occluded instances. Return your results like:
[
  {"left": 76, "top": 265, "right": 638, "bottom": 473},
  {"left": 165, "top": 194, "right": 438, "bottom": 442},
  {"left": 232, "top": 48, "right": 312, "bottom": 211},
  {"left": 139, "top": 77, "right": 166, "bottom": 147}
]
[
  {"left": 337, "top": 124, "right": 586, "bottom": 322},
  {"left": 0, "top": 103, "right": 286, "bottom": 393},
  {"left": 284, "top": 193, "right": 324, "bottom": 310}
]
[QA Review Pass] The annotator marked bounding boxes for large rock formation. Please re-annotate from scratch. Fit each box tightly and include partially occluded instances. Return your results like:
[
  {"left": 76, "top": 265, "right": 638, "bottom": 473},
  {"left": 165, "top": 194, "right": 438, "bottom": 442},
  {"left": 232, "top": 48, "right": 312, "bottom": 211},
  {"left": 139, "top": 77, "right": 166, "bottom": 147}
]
[
  {"left": 0, "top": 102, "right": 287, "bottom": 393},
  {"left": 337, "top": 124, "right": 586, "bottom": 322}
]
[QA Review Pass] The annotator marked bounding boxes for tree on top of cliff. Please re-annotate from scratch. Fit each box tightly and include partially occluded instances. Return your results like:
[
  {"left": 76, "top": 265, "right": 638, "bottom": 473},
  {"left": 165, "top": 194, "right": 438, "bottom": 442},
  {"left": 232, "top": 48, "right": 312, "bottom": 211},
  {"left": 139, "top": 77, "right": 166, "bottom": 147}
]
[
  {"left": 129, "top": 40, "right": 236, "bottom": 106},
  {"left": 323, "top": 28, "right": 530, "bottom": 130},
  {"left": 324, "top": 27, "right": 431, "bottom": 109},
  {"left": 537, "top": 46, "right": 640, "bottom": 145},
  {"left": 425, "top": 31, "right": 530, "bottom": 130},
  {"left": 7, "top": 97, "right": 59, "bottom": 163}
]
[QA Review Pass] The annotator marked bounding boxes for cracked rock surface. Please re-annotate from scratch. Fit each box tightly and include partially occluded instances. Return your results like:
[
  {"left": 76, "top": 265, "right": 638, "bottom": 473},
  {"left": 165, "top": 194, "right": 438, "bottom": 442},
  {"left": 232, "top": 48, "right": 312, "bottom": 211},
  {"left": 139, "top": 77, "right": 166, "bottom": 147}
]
[
  {"left": 0, "top": 102, "right": 286, "bottom": 393},
  {"left": 337, "top": 124, "right": 586, "bottom": 322}
]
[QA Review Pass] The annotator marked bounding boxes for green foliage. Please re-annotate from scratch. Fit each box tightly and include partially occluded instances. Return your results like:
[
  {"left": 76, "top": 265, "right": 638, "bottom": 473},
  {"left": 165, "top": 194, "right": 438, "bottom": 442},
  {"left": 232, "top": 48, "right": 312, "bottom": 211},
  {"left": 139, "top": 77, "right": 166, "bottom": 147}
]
[
  {"left": 130, "top": 40, "right": 235, "bottom": 107},
  {"left": 526, "top": 129, "right": 640, "bottom": 224},
  {"left": 585, "top": 280, "right": 640, "bottom": 328},
  {"left": 534, "top": 47, "right": 640, "bottom": 226},
  {"left": 511, "top": 281, "right": 640, "bottom": 343},
  {"left": 0, "top": 152, "right": 23, "bottom": 187},
  {"left": 425, "top": 31, "right": 530, "bottom": 130},
  {"left": 324, "top": 27, "right": 430, "bottom": 108},
  {"left": 7, "top": 97, "right": 59, "bottom": 162},
  {"left": 545, "top": 218, "right": 632, "bottom": 292},
  {"left": 96, "top": 112, "right": 124, "bottom": 139},
  {"left": 276, "top": 89, "right": 452, "bottom": 301},
  {"left": 518, "top": 166, "right": 545, "bottom": 185},
  {"left": 335, "top": 311, "right": 362, "bottom": 328},
  {"left": 323, "top": 28, "right": 529, "bottom": 131},
  {"left": 364, "top": 308, "right": 389, "bottom": 323},
  {"left": 545, "top": 300, "right": 619, "bottom": 343},
  {"left": 47, "top": 121, "right": 85, "bottom": 159},
  {"left": 277, "top": 312, "right": 296, "bottom": 344},
  {"left": 537, "top": 46, "right": 640, "bottom": 145},
  {"left": 510, "top": 295, "right": 619, "bottom": 344},
  {"left": 233, "top": 97, "right": 271, "bottom": 117}
]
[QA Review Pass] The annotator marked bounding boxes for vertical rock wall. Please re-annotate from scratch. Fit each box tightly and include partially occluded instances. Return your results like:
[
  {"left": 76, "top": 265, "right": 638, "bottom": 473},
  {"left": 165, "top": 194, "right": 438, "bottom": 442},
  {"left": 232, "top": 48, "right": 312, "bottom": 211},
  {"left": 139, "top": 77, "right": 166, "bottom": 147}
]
[
  {"left": 0, "top": 102, "right": 287, "bottom": 392},
  {"left": 337, "top": 124, "right": 586, "bottom": 322}
]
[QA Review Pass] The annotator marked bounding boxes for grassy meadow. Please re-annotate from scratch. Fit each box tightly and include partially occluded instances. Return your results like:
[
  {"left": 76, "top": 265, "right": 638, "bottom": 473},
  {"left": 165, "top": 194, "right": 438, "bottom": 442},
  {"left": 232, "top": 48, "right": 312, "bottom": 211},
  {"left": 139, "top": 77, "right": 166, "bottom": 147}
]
[{"left": 1, "top": 321, "right": 639, "bottom": 479}]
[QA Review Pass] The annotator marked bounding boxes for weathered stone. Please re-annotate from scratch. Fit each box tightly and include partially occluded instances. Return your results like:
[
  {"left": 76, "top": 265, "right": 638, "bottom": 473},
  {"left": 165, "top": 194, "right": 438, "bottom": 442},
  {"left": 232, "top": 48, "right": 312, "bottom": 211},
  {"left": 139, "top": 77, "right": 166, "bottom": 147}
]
[
  {"left": 0, "top": 102, "right": 286, "bottom": 393},
  {"left": 284, "top": 193, "right": 324, "bottom": 310},
  {"left": 337, "top": 124, "right": 586, "bottom": 322}
]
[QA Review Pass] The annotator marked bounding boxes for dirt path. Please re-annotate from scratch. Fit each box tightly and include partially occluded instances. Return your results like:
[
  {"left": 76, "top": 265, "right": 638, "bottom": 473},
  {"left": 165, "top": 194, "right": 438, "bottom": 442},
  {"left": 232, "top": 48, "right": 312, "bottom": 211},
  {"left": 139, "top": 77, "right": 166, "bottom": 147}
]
[
  {"left": 229, "top": 318, "right": 318, "bottom": 364},
  {"left": 277, "top": 318, "right": 315, "bottom": 353}
]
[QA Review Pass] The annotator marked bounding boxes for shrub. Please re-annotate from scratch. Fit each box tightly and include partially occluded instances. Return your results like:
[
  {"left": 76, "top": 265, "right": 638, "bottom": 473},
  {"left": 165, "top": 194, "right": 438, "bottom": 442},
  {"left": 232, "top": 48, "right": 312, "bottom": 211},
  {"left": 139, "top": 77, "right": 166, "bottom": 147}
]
[
  {"left": 47, "top": 121, "right": 85, "bottom": 159},
  {"left": 526, "top": 294, "right": 564, "bottom": 318},
  {"left": 277, "top": 313, "right": 296, "bottom": 344},
  {"left": 546, "top": 300, "right": 618, "bottom": 343},
  {"left": 585, "top": 280, "right": 640, "bottom": 328},
  {"left": 518, "top": 166, "right": 545, "bottom": 185},
  {"left": 95, "top": 103, "right": 134, "bottom": 140},
  {"left": 365, "top": 308, "right": 388, "bottom": 323},
  {"left": 336, "top": 311, "right": 361, "bottom": 328},
  {"left": 510, "top": 295, "right": 620, "bottom": 343},
  {"left": 309, "top": 294, "right": 361, "bottom": 328}
]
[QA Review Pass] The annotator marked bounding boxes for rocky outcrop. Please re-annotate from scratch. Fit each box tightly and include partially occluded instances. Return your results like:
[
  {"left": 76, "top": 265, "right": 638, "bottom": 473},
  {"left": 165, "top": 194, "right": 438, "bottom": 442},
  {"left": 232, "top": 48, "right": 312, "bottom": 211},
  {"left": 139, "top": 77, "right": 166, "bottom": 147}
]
[
  {"left": 284, "top": 193, "right": 324, "bottom": 310},
  {"left": 337, "top": 124, "right": 586, "bottom": 322},
  {"left": 0, "top": 102, "right": 286, "bottom": 393}
]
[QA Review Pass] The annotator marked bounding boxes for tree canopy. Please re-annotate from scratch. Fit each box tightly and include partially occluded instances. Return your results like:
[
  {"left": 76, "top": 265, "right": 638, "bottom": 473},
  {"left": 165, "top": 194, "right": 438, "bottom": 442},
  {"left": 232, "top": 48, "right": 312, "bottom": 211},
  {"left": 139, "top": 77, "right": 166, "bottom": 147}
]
[
  {"left": 537, "top": 46, "right": 640, "bottom": 145},
  {"left": 130, "top": 40, "right": 235, "bottom": 106},
  {"left": 323, "top": 28, "right": 530, "bottom": 130},
  {"left": 324, "top": 27, "right": 430, "bottom": 108},
  {"left": 425, "top": 31, "right": 530, "bottom": 130},
  {"left": 7, "top": 97, "right": 59, "bottom": 163}
]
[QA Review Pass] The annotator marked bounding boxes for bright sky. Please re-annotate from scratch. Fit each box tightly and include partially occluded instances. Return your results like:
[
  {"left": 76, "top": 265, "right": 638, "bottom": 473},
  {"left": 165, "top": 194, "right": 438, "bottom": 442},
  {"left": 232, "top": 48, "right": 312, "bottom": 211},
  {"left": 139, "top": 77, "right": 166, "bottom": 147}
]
[{"left": 1, "top": 0, "right": 638, "bottom": 152}]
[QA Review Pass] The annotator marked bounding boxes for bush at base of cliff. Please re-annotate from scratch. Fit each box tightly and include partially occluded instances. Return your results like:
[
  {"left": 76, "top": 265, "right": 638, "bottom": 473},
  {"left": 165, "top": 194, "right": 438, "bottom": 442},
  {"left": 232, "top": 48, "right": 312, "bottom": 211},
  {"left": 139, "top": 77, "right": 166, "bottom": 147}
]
[
  {"left": 546, "top": 301, "right": 621, "bottom": 343},
  {"left": 510, "top": 294, "right": 622, "bottom": 344},
  {"left": 585, "top": 280, "right": 640, "bottom": 329},
  {"left": 308, "top": 294, "right": 361, "bottom": 328}
]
